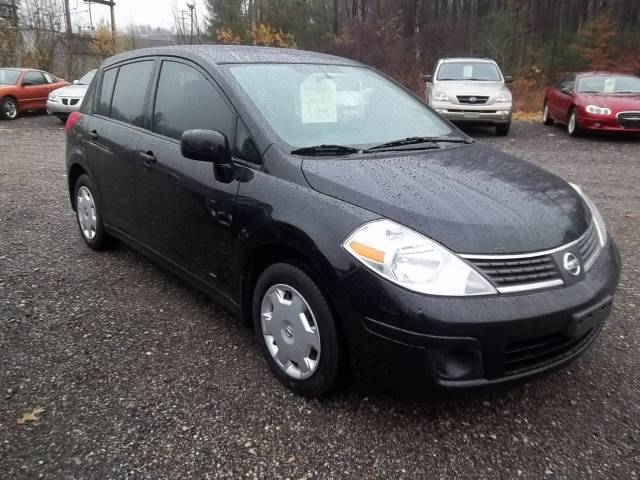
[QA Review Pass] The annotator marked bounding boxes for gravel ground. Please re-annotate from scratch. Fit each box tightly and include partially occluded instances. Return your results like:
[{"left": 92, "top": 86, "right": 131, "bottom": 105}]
[{"left": 1, "top": 114, "right": 639, "bottom": 479}]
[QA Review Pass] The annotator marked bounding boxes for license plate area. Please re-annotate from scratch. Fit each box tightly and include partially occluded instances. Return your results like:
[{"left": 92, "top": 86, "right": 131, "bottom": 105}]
[
  {"left": 463, "top": 112, "right": 481, "bottom": 119},
  {"left": 568, "top": 296, "right": 613, "bottom": 338}
]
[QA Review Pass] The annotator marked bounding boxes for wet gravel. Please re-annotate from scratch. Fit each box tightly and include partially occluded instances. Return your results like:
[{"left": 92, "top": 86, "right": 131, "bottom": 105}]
[{"left": 1, "top": 115, "right": 639, "bottom": 479}]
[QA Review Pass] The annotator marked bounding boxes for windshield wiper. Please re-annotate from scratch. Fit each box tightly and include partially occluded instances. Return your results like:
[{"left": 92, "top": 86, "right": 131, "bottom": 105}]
[
  {"left": 291, "top": 144, "right": 362, "bottom": 156},
  {"left": 368, "top": 136, "right": 472, "bottom": 151}
]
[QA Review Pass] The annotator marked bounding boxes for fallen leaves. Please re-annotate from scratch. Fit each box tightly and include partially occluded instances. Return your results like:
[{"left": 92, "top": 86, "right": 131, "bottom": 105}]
[{"left": 17, "top": 406, "right": 46, "bottom": 425}]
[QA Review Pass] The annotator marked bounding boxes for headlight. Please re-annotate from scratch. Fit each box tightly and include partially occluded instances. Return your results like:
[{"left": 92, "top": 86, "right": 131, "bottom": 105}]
[
  {"left": 48, "top": 94, "right": 59, "bottom": 102},
  {"left": 343, "top": 219, "right": 496, "bottom": 296},
  {"left": 585, "top": 105, "right": 611, "bottom": 116},
  {"left": 495, "top": 90, "right": 512, "bottom": 103},
  {"left": 431, "top": 90, "right": 449, "bottom": 102},
  {"left": 570, "top": 183, "right": 607, "bottom": 247}
]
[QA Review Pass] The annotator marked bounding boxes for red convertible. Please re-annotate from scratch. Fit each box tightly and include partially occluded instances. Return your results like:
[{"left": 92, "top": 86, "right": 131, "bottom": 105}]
[{"left": 543, "top": 71, "right": 640, "bottom": 136}]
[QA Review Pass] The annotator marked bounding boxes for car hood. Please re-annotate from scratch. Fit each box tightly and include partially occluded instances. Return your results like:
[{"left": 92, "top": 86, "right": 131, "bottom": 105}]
[
  {"left": 301, "top": 143, "right": 590, "bottom": 254},
  {"left": 577, "top": 93, "right": 640, "bottom": 111},
  {"left": 435, "top": 80, "right": 505, "bottom": 96},
  {"left": 52, "top": 83, "right": 88, "bottom": 97}
]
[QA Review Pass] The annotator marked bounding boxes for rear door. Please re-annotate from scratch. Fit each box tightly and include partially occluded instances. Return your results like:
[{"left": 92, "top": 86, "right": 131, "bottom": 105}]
[
  {"left": 134, "top": 58, "right": 241, "bottom": 298},
  {"left": 18, "top": 71, "right": 50, "bottom": 110},
  {"left": 83, "top": 60, "right": 155, "bottom": 233}
]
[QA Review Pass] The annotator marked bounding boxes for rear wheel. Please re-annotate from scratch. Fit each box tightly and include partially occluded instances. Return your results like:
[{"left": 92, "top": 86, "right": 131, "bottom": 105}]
[
  {"left": 567, "top": 108, "right": 582, "bottom": 137},
  {"left": 495, "top": 122, "right": 511, "bottom": 136},
  {"left": 0, "top": 97, "right": 18, "bottom": 120},
  {"left": 74, "top": 174, "right": 112, "bottom": 250},
  {"left": 542, "top": 101, "right": 554, "bottom": 125},
  {"left": 253, "top": 263, "right": 343, "bottom": 397}
]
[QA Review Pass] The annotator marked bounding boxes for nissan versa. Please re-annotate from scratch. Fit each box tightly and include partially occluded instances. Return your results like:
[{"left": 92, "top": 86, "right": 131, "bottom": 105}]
[{"left": 65, "top": 46, "right": 620, "bottom": 397}]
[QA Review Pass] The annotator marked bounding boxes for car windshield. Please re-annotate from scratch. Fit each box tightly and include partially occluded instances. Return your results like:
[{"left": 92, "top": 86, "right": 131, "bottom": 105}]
[
  {"left": 77, "top": 69, "right": 96, "bottom": 85},
  {"left": 577, "top": 75, "right": 640, "bottom": 94},
  {"left": 437, "top": 62, "right": 502, "bottom": 81},
  {"left": 227, "top": 64, "right": 455, "bottom": 149},
  {"left": 0, "top": 69, "right": 20, "bottom": 85}
]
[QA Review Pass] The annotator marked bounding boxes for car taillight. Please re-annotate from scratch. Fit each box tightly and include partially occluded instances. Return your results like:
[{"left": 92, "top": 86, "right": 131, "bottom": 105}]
[{"left": 65, "top": 112, "right": 82, "bottom": 134}]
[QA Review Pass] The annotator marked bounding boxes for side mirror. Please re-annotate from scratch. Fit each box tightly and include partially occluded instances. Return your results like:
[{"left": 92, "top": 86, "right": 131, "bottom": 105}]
[
  {"left": 73, "top": 79, "right": 79, "bottom": 85},
  {"left": 181, "top": 129, "right": 231, "bottom": 164},
  {"left": 424, "top": 74, "right": 433, "bottom": 83},
  {"left": 504, "top": 75, "right": 513, "bottom": 84},
  {"left": 560, "top": 87, "right": 572, "bottom": 95},
  {"left": 181, "top": 129, "right": 233, "bottom": 182},
  {"left": 22, "top": 80, "right": 33, "bottom": 86}
]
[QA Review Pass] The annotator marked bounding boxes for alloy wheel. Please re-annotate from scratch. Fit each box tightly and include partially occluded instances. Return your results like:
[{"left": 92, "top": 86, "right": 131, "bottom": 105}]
[
  {"left": 260, "top": 283, "right": 321, "bottom": 380},
  {"left": 76, "top": 185, "right": 97, "bottom": 240},
  {"left": 4, "top": 99, "right": 17, "bottom": 119}
]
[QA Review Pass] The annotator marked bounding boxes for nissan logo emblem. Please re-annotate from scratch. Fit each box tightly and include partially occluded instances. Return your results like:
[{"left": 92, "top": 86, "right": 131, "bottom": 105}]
[{"left": 563, "top": 252, "right": 581, "bottom": 276}]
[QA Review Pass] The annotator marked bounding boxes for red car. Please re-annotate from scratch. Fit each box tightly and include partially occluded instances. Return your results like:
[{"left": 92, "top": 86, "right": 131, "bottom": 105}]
[
  {"left": 0, "top": 68, "right": 69, "bottom": 120},
  {"left": 543, "top": 71, "right": 640, "bottom": 136}
]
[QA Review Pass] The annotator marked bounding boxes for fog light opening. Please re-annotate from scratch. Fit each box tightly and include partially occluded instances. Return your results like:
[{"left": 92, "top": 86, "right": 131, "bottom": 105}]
[{"left": 433, "top": 348, "right": 482, "bottom": 380}]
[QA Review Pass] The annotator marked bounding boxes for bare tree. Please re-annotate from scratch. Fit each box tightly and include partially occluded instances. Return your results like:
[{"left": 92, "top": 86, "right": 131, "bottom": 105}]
[{"left": 20, "top": 0, "right": 64, "bottom": 71}]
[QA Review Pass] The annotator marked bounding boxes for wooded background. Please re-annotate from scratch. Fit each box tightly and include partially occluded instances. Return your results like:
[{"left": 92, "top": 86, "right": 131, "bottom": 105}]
[{"left": 206, "top": 0, "right": 640, "bottom": 110}]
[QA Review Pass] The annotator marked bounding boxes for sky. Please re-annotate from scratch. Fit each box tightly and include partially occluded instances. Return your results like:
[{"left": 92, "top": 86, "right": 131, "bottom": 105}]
[{"left": 68, "top": 0, "right": 207, "bottom": 31}]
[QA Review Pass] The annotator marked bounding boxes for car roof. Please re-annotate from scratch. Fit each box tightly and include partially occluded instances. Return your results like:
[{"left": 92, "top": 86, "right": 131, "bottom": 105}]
[
  {"left": 102, "top": 45, "right": 362, "bottom": 69},
  {"left": 438, "top": 57, "right": 496, "bottom": 63},
  {"left": 576, "top": 71, "right": 638, "bottom": 77}
]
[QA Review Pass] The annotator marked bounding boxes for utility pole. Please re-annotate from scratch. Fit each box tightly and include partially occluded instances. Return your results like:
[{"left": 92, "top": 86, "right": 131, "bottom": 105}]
[
  {"left": 85, "top": 1, "right": 116, "bottom": 36},
  {"left": 187, "top": 3, "right": 194, "bottom": 44},
  {"left": 62, "top": 0, "right": 73, "bottom": 78}
]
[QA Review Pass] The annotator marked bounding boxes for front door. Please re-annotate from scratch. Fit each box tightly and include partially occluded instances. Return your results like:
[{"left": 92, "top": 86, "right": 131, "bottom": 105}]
[
  {"left": 18, "top": 71, "right": 50, "bottom": 110},
  {"left": 134, "top": 59, "right": 240, "bottom": 298}
]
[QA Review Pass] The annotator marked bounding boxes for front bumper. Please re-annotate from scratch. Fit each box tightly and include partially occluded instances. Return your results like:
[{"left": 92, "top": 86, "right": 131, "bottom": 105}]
[
  {"left": 47, "top": 99, "right": 81, "bottom": 117},
  {"left": 340, "top": 239, "right": 620, "bottom": 391},
  {"left": 432, "top": 101, "right": 512, "bottom": 124},
  {"left": 578, "top": 114, "right": 640, "bottom": 133}
]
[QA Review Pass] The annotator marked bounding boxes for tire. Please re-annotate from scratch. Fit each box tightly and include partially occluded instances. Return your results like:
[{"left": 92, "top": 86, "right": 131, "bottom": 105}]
[
  {"left": 74, "top": 174, "right": 112, "bottom": 250},
  {"left": 567, "top": 108, "right": 582, "bottom": 137},
  {"left": 542, "top": 101, "right": 554, "bottom": 125},
  {"left": 252, "top": 262, "right": 343, "bottom": 397},
  {"left": 495, "top": 122, "right": 511, "bottom": 136},
  {"left": 0, "top": 97, "right": 19, "bottom": 120}
]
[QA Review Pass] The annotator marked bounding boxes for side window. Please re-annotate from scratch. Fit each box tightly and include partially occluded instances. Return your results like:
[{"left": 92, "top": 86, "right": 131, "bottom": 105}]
[
  {"left": 110, "top": 60, "right": 154, "bottom": 127},
  {"left": 235, "top": 117, "right": 261, "bottom": 165},
  {"left": 152, "top": 61, "right": 234, "bottom": 140},
  {"left": 43, "top": 72, "right": 56, "bottom": 83},
  {"left": 97, "top": 68, "right": 118, "bottom": 116},
  {"left": 23, "top": 71, "right": 47, "bottom": 85}
]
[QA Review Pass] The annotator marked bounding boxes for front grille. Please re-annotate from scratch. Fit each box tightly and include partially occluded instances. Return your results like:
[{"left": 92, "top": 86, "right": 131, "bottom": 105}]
[
  {"left": 468, "top": 255, "right": 561, "bottom": 289},
  {"left": 617, "top": 111, "right": 640, "bottom": 129},
  {"left": 576, "top": 221, "right": 601, "bottom": 270},
  {"left": 504, "top": 327, "right": 597, "bottom": 375},
  {"left": 447, "top": 109, "right": 497, "bottom": 113},
  {"left": 61, "top": 98, "right": 80, "bottom": 106},
  {"left": 457, "top": 95, "right": 489, "bottom": 105}
]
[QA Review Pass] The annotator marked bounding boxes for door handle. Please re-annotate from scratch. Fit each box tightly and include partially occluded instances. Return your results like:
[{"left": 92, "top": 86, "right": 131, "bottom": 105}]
[
  {"left": 88, "top": 130, "right": 98, "bottom": 140},
  {"left": 139, "top": 151, "right": 157, "bottom": 165}
]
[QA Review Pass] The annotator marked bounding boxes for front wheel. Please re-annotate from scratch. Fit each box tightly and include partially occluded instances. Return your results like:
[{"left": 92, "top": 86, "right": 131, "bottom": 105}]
[
  {"left": 542, "top": 101, "right": 554, "bottom": 125},
  {"left": 253, "top": 263, "right": 343, "bottom": 397},
  {"left": 495, "top": 122, "right": 511, "bottom": 136},
  {"left": 567, "top": 108, "right": 582, "bottom": 137},
  {"left": 74, "top": 174, "right": 113, "bottom": 250},
  {"left": 0, "top": 97, "right": 18, "bottom": 120}
]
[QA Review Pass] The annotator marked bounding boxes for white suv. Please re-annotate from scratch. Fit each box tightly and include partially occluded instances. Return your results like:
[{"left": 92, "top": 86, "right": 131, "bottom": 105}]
[{"left": 425, "top": 57, "right": 513, "bottom": 136}]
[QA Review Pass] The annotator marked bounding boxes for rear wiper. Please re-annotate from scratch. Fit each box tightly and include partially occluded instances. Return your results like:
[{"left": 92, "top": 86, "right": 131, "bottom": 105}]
[
  {"left": 368, "top": 136, "right": 472, "bottom": 151},
  {"left": 291, "top": 144, "right": 362, "bottom": 156}
]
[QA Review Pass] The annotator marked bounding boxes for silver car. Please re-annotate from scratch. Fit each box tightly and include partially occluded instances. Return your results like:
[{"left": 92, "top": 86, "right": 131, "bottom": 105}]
[
  {"left": 425, "top": 57, "right": 513, "bottom": 135},
  {"left": 47, "top": 69, "right": 96, "bottom": 122}
]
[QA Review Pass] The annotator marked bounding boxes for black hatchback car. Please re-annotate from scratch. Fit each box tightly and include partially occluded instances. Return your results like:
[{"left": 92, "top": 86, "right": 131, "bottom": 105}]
[{"left": 65, "top": 46, "right": 620, "bottom": 397}]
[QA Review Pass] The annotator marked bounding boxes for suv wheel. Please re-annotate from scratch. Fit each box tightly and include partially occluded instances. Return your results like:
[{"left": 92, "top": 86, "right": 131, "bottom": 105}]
[
  {"left": 495, "top": 122, "right": 511, "bottom": 136},
  {"left": 253, "top": 263, "right": 343, "bottom": 397},
  {"left": 567, "top": 108, "right": 582, "bottom": 137},
  {"left": 74, "top": 174, "right": 112, "bottom": 250},
  {"left": 542, "top": 101, "right": 554, "bottom": 125},
  {"left": 1, "top": 97, "right": 18, "bottom": 120}
]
